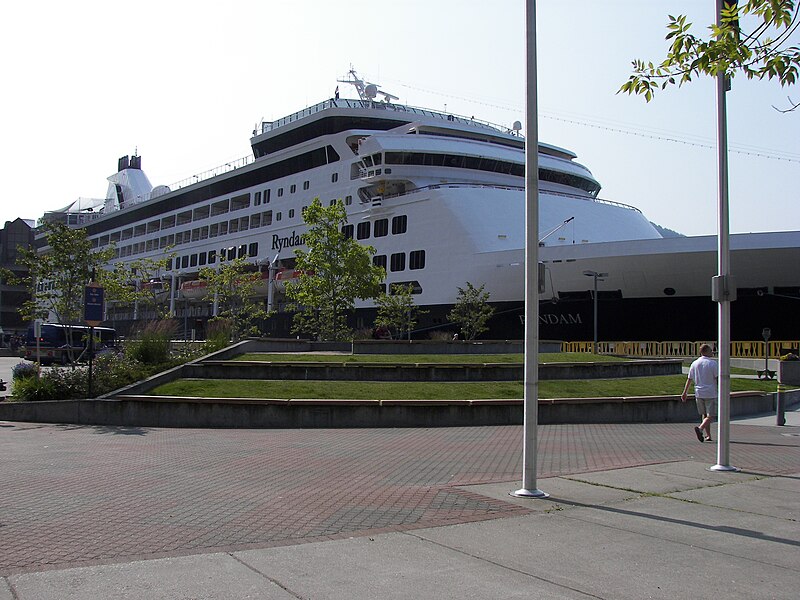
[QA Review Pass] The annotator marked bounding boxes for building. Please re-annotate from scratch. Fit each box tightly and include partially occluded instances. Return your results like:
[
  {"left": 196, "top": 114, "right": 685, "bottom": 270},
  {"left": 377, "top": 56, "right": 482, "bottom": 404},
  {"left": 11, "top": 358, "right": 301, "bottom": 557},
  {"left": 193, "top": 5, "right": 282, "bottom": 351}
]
[{"left": 0, "top": 218, "right": 35, "bottom": 343}]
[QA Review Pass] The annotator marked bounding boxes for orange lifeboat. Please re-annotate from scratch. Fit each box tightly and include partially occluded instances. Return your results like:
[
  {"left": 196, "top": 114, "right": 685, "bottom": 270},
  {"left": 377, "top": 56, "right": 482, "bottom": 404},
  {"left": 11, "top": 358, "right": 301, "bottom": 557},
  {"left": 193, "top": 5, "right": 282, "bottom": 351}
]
[
  {"left": 273, "top": 268, "right": 306, "bottom": 293},
  {"left": 179, "top": 279, "right": 209, "bottom": 300}
]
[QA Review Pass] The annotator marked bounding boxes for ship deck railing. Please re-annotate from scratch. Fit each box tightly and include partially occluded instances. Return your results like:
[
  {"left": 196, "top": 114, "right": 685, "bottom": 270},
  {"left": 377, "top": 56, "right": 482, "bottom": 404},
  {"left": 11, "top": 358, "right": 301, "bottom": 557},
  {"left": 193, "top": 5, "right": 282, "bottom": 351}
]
[
  {"left": 259, "top": 98, "right": 518, "bottom": 137},
  {"left": 371, "top": 183, "right": 642, "bottom": 213}
]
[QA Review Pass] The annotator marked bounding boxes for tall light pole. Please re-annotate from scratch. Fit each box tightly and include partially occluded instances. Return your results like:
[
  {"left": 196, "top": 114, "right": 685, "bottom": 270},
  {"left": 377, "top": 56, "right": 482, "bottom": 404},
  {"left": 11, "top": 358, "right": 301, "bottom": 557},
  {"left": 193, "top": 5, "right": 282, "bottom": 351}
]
[
  {"left": 511, "top": 0, "right": 548, "bottom": 499},
  {"left": 710, "top": 0, "right": 738, "bottom": 472},
  {"left": 583, "top": 270, "right": 607, "bottom": 354}
]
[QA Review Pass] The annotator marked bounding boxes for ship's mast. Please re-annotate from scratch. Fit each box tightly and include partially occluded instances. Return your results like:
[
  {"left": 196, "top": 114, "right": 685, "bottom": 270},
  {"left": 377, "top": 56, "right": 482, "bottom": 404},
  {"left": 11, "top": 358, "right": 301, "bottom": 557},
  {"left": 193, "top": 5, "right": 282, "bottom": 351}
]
[{"left": 337, "top": 68, "right": 399, "bottom": 103}]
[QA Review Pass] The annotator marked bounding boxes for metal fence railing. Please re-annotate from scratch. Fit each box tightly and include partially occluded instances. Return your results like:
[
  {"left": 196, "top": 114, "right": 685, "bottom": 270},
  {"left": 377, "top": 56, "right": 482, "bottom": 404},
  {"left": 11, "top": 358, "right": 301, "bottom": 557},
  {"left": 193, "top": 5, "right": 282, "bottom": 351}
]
[{"left": 561, "top": 340, "right": 800, "bottom": 359}]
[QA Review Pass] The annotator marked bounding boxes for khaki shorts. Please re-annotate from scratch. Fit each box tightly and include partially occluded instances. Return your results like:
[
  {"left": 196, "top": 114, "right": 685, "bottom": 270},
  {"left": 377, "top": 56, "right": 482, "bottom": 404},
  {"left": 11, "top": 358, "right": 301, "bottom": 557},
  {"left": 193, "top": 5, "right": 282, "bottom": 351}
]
[{"left": 695, "top": 397, "right": 717, "bottom": 418}]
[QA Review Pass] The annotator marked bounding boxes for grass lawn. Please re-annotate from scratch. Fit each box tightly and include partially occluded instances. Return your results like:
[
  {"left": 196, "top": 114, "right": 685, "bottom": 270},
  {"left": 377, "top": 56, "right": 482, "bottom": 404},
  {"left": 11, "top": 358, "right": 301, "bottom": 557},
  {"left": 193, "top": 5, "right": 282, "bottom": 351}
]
[
  {"left": 148, "top": 375, "right": 778, "bottom": 401},
  {"left": 232, "top": 352, "right": 626, "bottom": 364}
]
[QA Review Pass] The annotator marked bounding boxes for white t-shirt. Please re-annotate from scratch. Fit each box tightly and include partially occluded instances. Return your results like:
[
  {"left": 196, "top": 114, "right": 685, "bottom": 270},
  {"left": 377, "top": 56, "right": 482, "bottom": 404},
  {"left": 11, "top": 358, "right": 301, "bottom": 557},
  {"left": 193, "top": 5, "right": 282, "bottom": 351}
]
[{"left": 689, "top": 355, "right": 719, "bottom": 399}]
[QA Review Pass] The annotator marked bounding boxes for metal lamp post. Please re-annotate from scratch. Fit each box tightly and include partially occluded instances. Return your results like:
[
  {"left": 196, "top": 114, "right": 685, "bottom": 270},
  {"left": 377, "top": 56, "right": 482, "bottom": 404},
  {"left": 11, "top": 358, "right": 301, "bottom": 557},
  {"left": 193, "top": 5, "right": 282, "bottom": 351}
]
[{"left": 583, "top": 270, "right": 608, "bottom": 354}]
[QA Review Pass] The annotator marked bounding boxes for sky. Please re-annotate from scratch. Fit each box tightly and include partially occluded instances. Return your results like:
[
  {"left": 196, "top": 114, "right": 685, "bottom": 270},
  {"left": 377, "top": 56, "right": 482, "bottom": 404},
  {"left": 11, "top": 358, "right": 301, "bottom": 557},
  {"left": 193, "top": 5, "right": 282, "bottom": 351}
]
[{"left": 2, "top": 0, "right": 798, "bottom": 237}]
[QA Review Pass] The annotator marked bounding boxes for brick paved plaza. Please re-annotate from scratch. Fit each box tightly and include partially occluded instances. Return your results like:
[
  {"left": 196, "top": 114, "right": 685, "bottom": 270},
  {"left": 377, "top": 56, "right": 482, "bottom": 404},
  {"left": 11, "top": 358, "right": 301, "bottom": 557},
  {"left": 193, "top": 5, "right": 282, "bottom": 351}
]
[{"left": 1, "top": 420, "right": 798, "bottom": 576}]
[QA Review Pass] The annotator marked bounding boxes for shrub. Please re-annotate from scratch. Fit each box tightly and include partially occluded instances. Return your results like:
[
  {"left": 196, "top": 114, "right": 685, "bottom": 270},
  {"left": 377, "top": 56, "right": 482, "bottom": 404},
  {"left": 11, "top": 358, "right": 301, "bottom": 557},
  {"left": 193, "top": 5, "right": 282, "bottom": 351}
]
[
  {"left": 126, "top": 320, "right": 177, "bottom": 365},
  {"left": 204, "top": 318, "right": 233, "bottom": 354},
  {"left": 13, "top": 355, "right": 164, "bottom": 401},
  {"left": 12, "top": 361, "right": 38, "bottom": 381},
  {"left": 91, "top": 354, "right": 151, "bottom": 395},
  {"left": 12, "top": 375, "right": 60, "bottom": 402},
  {"left": 428, "top": 330, "right": 454, "bottom": 341},
  {"left": 352, "top": 327, "right": 374, "bottom": 341}
]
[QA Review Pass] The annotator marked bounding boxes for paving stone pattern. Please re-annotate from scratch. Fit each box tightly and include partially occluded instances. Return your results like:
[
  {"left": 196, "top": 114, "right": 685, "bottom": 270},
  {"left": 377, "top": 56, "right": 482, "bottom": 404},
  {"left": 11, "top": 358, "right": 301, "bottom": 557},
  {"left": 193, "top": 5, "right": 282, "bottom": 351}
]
[{"left": 1, "top": 421, "right": 797, "bottom": 575}]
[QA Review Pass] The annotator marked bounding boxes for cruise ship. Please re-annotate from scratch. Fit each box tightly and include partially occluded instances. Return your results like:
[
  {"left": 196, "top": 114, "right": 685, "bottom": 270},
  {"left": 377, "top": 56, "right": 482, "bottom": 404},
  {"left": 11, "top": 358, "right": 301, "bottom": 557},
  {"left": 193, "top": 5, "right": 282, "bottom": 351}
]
[{"left": 42, "top": 71, "right": 800, "bottom": 342}]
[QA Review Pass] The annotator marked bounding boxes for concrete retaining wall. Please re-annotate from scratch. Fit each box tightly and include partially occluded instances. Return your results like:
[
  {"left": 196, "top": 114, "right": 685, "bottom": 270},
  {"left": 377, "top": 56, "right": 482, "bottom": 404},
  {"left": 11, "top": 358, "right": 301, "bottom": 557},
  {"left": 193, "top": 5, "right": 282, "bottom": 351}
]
[
  {"left": 353, "top": 340, "right": 541, "bottom": 354},
  {"left": 232, "top": 338, "right": 557, "bottom": 355},
  {"left": 3, "top": 390, "right": 796, "bottom": 429},
  {"left": 183, "top": 359, "right": 682, "bottom": 383}
]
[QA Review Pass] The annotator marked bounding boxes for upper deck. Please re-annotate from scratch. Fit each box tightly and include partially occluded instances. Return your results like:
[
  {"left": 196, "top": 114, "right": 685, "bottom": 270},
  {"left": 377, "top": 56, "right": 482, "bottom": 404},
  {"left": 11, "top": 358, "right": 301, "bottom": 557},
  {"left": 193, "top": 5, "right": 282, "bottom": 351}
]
[{"left": 250, "top": 96, "right": 576, "bottom": 164}]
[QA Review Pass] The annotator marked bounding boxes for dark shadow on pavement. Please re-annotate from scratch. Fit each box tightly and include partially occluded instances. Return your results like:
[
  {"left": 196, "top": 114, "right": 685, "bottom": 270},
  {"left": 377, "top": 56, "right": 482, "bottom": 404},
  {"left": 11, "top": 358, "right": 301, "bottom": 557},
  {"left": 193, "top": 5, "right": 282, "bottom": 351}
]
[
  {"left": 544, "top": 497, "right": 800, "bottom": 548},
  {"left": 53, "top": 424, "right": 149, "bottom": 436}
]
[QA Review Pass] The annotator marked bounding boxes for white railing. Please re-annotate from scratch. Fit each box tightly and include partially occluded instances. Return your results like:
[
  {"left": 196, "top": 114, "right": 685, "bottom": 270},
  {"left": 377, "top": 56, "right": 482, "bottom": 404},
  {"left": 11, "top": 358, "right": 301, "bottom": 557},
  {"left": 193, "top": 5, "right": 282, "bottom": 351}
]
[{"left": 259, "top": 98, "right": 519, "bottom": 138}]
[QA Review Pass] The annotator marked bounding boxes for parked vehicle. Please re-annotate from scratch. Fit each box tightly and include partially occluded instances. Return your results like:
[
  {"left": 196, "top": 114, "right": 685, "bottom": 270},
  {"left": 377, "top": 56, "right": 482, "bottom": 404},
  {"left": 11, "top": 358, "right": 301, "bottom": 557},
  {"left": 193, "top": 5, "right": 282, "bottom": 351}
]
[{"left": 21, "top": 323, "right": 117, "bottom": 365}]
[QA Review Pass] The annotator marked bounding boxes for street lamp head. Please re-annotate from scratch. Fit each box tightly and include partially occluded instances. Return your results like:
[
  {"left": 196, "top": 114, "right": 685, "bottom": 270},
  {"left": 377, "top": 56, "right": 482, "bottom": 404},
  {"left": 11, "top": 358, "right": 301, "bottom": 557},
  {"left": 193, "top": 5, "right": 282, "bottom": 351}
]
[{"left": 584, "top": 270, "right": 608, "bottom": 278}]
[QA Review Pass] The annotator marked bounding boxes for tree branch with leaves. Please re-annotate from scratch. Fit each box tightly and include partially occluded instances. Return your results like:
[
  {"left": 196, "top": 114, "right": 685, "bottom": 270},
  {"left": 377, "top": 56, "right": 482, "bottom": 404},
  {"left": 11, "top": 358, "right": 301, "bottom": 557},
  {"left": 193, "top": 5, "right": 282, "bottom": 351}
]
[
  {"left": 2, "top": 221, "right": 116, "bottom": 324},
  {"left": 619, "top": 1, "right": 800, "bottom": 110}
]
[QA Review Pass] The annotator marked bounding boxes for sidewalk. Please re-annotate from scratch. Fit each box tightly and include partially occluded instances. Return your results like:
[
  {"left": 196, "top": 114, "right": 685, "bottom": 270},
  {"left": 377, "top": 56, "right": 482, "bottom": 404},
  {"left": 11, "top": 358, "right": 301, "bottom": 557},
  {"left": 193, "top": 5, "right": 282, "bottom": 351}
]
[{"left": 2, "top": 419, "right": 798, "bottom": 599}]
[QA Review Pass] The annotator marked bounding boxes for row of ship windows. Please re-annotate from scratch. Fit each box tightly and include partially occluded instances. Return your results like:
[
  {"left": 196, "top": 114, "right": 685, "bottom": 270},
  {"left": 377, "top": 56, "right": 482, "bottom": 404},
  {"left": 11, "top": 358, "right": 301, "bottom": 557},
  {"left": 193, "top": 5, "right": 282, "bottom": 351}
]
[
  {"left": 342, "top": 215, "right": 408, "bottom": 240},
  {"left": 112, "top": 212, "right": 409, "bottom": 260},
  {"left": 165, "top": 242, "right": 261, "bottom": 271},
  {"left": 95, "top": 177, "right": 348, "bottom": 247},
  {"left": 160, "top": 244, "right": 425, "bottom": 275},
  {"left": 373, "top": 250, "right": 425, "bottom": 272}
]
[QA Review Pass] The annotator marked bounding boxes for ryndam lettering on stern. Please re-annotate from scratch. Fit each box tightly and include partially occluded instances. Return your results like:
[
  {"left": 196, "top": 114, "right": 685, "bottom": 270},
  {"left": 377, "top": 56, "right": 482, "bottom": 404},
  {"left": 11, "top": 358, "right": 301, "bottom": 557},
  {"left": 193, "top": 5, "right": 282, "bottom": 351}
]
[{"left": 272, "top": 231, "right": 306, "bottom": 252}]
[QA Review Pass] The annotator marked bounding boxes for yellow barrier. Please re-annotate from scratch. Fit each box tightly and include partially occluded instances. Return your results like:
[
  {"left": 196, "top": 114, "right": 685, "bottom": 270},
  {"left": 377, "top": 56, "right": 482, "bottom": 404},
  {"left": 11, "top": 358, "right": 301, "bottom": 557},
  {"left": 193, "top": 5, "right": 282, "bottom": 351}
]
[{"left": 561, "top": 340, "right": 800, "bottom": 358}]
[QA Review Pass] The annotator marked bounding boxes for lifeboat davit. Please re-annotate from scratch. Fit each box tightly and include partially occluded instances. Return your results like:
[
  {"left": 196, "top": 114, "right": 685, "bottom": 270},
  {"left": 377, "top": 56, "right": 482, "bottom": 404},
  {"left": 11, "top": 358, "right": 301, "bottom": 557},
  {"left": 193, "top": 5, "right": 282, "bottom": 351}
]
[
  {"left": 141, "top": 278, "right": 170, "bottom": 303},
  {"left": 249, "top": 271, "right": 270, "bottom": 297}
]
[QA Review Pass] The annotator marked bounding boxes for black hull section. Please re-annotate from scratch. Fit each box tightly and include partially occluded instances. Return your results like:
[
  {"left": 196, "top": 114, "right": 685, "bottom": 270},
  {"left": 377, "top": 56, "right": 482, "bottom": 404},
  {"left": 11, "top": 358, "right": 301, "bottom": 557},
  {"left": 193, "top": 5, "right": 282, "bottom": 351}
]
[
  {"left": 112, "top": 294, "right": 799, "bottom": 343},
  {"left": 480, "top": 294, "right": 800, "bottom": 342}
]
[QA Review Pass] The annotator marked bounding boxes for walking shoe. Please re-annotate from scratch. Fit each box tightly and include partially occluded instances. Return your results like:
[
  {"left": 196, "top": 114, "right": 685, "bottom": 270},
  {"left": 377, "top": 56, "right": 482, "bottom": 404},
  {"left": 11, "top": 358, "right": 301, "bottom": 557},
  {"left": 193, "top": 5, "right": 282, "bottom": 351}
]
[{"left": 694, "top": 427, "right": 704, "bottom": 442}]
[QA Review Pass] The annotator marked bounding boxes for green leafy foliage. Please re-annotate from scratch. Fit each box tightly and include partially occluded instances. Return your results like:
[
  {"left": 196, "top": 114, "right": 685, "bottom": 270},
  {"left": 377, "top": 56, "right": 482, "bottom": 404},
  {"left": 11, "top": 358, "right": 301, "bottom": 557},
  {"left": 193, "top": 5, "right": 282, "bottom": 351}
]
[
  {"left": 12, "top": 356, "right": 144, "bottom": 401},
  {"left": 619, "top": 1, "right": 800, "bottom": 110},
  {"left": 448, "top": 282, "right": 496, "bottom": 341},
  {"left": 286, "top": 198, "right": 384, "bottom": 341},
  {"left": 0, "top": 221, "right": 170, "bottom": 327},
  {"left": 12, "top": 374, "right": 60, "bottom": 401},
  {"left": 198, "top": 258, "right": 271, "bottom": 341},
  {"left": 102, "top": 254, "right": 175, "bottom": 320},
  {"left": 374, "top": 284, "right": 428, "bottom": 340},
  {"left": 3, "top": 221, "right": 115, "bottom": 324}
]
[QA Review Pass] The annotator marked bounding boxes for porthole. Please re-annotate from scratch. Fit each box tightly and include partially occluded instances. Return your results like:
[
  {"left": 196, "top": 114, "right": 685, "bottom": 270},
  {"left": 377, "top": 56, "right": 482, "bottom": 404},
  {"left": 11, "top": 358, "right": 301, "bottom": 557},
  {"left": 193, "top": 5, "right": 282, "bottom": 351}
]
[{"left": 663, "top": 287, "right": 676, "bottom": 296}]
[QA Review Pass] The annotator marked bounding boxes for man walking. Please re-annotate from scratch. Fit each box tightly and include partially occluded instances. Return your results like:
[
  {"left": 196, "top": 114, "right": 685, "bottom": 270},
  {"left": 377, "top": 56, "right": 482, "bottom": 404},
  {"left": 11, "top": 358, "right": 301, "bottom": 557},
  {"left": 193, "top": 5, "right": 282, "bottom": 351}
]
[{"left": 681, "top": 343, "right": 719, "bottom": 442}]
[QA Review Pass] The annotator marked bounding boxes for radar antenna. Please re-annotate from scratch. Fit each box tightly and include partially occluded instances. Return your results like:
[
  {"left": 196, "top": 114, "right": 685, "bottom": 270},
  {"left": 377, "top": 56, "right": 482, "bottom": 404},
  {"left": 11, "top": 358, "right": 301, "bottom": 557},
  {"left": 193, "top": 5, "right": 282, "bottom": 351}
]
[{"left": 337, "top": 67, "right": 399, "bottom": 103}]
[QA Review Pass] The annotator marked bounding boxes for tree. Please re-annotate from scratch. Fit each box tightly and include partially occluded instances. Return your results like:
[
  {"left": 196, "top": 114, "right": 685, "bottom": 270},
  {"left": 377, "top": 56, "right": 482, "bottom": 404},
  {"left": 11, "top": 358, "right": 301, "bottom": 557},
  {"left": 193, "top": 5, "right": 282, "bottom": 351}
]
[
  {"left": 448, "top": 282, "right": 495, "bottom": 341},
  {"left": 374, "top": 284, "right": 428, "bottom": 340},
  {"left": 199, "top": 257, "right": 271, "bottom": 341},
  {"left": 286, "top": 198, "right": 384, "bottom": 341},
  {"left": 103, "top": 254, "right": 175, "bottom": 321},
  {"left": 619, "top": 1, "right": 800, "bottom": 110},
  {"left": 5, "top": 221, "right": 115, "bottom": 324}
]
